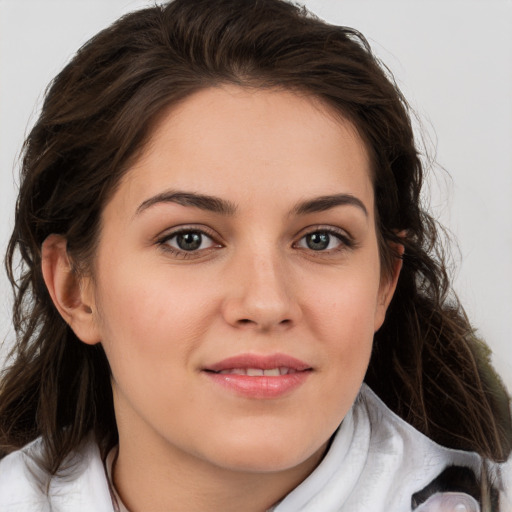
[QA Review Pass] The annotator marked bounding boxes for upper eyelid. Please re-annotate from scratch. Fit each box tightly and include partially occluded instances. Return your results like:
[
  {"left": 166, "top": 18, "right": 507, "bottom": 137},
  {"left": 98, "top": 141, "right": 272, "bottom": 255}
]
[
  {"left": 156, "top": 227, "right": 222, "bottom": 259},
  {"left": 294, "top": 225, "right": 353, "bottom": 241},
  {"left": 156, "top": 225, "right": 220, "bottom": 242},
  {"left": 154, "top": 224, "right": 354, "bottom": 247},
  {"left": 293, "top": 227, "right": 356, "bottom": 254}
]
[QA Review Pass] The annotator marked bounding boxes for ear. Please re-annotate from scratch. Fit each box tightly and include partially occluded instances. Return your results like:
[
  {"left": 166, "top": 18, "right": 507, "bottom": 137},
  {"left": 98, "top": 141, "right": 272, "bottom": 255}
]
[
  {"left": 41, "top": 234, "right": 101, "bottom": 345},
  {"left": 374, "top": 240, "right": 404, "bottom": 332}
]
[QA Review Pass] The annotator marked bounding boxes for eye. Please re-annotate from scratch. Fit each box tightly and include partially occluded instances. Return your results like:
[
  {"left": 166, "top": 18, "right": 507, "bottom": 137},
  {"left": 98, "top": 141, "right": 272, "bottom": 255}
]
[
  {"left": 295, "top": 229, "right": 351, "bottom": 252},
  {"left": 159, "top": 229, "right": 219, "bottom": 254}
]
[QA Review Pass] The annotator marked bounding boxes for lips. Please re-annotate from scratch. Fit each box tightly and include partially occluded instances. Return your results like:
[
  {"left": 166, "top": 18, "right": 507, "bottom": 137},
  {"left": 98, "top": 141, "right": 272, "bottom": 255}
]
[
  {"left": 204, "top": 353, "right": 311, "bottom": 373},
  {"left": 202, "top": 353, "right": 312, "bottom": 399}
]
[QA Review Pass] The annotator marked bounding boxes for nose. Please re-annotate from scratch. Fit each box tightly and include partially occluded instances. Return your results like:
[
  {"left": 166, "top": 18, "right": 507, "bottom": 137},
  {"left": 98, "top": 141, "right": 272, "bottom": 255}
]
[{"left": 221, "top": 249, "right": 301, "bottom": 332}]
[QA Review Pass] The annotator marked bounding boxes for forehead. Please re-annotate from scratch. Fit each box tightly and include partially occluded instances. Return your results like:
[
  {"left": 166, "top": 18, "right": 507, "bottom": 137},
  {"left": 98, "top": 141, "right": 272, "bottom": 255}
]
[{"left": 111, "top": 85, "right": 374, "bottom": 217}]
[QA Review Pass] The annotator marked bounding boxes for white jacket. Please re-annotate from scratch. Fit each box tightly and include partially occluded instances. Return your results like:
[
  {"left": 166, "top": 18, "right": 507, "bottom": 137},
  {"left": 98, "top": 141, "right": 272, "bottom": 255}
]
[{"left": 0, "top": 385, "right": 510, "bottom": 511}]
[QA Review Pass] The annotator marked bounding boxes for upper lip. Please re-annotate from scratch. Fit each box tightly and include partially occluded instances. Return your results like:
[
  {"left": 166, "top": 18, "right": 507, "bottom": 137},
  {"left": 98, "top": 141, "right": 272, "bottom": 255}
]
[{"left": 204, "top": 353, "right": 312, "bottom": 373}]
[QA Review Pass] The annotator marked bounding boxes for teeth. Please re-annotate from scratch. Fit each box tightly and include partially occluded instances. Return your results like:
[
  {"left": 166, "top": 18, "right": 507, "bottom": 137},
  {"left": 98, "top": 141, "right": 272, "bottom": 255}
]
[
  {"left": 246, "top": 368, "right": 264, "bottom": 376},
  {"left": 218, "top": 367, "right": 294, "bottom": 376}
]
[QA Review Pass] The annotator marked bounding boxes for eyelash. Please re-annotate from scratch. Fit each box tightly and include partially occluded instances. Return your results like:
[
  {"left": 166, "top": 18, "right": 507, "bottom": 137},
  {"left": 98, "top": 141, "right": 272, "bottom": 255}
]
[
  {"left": 156, "top": 227, "right": 221, "bottom": 259},
  {"left": 293, "top": 227, "right": 355, "bottom": 254},
  {"left": 156, "top": 225, "right": 355, "bottom": 259}
]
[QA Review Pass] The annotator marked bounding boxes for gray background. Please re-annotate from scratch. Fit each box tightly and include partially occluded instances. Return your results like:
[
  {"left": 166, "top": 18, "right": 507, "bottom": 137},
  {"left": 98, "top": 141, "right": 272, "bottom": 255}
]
[{"left": 1, "top": 0, "right": 511, "bottom": 391}]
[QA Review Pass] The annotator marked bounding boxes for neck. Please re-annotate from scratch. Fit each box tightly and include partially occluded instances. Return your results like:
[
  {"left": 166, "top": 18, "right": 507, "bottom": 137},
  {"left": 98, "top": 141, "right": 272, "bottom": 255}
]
[{"left": 112, "top": 428, "right": 326, "bottom": 512}]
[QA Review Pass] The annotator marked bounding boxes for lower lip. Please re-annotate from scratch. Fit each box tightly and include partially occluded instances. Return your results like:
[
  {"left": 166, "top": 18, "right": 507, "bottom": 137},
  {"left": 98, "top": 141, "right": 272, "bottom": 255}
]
[{"left": 203, "top": 371, "right": 311, "bottom": 399}]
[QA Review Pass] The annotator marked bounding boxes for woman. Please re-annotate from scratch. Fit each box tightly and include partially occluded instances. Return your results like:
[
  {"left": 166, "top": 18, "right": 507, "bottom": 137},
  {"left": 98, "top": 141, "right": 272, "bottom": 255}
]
[{"left": 0, "top": 0, "right": 510, "bottom": 510}]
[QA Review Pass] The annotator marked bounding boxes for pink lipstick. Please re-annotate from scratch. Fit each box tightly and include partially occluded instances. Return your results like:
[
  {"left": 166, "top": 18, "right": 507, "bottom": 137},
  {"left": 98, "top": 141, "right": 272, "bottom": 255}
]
[{"left": 202, "top": 353, "right": 312, "bottom": 399}]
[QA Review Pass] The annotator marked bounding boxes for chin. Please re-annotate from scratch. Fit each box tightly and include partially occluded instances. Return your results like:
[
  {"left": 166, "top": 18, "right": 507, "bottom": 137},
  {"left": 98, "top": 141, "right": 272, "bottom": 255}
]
[{"left": 202, "top": 434, "right": 328, "bottom": 474}]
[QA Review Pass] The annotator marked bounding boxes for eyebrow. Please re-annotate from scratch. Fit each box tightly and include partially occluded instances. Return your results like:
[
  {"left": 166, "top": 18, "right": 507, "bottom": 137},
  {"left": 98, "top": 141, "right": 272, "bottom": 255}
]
[
  {"left": 135, "top": 190, "right": 367, "bottom": 218},
  {"left": 292, "top": 194, "right": 368, "bottom": 217},
  {"left": 136, "top": 191, "right": 238, "bottom": 216}
]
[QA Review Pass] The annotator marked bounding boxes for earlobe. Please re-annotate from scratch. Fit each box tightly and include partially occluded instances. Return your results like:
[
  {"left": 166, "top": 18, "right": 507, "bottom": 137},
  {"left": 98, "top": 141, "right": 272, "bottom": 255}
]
[
  {"left": 41, "top": 234, "right": 101, "bottom": 345},
  {"left": 374, "top": 242, "right": 404, "bottom": 332}
]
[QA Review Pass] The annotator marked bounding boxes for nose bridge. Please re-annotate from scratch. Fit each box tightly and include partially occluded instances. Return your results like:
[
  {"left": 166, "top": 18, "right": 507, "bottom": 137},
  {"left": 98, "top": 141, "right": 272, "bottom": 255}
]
[{"left": 222, "top": 239, "right": 300, "bottom": 329}]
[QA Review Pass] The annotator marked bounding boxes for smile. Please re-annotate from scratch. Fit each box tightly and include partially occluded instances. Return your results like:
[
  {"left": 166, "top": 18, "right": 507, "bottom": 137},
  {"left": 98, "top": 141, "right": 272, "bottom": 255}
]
[{"left": 202, "top": 353, "right": 312, "bottom": 399}]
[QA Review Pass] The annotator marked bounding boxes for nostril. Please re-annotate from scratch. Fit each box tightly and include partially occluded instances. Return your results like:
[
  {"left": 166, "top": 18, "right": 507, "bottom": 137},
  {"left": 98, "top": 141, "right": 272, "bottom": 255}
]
[{"left": 235, "top": 317, "right": 293, "bottom": 328}]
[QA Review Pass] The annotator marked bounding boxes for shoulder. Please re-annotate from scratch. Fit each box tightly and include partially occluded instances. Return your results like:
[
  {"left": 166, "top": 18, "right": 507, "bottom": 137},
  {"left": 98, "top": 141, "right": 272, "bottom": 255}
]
[
  {"left": 0, "top": 437, "right": 114, "bottom": 511},
  {"left": 0, "top": 441, "right": 50, "bottom": 511},
  {"left": 276, "top": 385, "right": 508, "bottom": 511},
  {"left": 360, "top": 384, "right": 511, "bottom": 510},
  {"left": 360, "top": 384, "right": 482, "bottom": 465},
  {"left": 496, "top": 455, "right": 512, "bottom": 510}
]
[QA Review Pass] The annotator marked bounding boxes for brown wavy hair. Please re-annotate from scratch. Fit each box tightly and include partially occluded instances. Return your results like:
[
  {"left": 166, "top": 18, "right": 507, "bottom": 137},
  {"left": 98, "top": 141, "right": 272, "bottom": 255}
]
[{"left": 1, "top": 0, "right": 510, "bottom": 476}]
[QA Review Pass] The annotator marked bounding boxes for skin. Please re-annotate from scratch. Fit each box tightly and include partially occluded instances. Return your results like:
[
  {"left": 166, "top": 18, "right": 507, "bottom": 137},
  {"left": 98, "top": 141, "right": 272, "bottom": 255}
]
[{"left": 42, "top": 86, "right": 402, "bottom": 511}]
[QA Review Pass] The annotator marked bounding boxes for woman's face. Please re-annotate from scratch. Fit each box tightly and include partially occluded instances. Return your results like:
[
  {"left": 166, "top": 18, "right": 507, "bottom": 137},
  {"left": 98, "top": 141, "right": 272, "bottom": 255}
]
[{"left": 82, "top": 86, "right": 399, "bottom": 474}]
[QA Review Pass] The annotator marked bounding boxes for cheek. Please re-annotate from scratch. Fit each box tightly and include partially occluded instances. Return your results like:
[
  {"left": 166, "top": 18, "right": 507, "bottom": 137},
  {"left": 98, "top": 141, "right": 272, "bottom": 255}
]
[
  {"left": 294, "top": 280, "right": 377, "bottom": 436},
  {"left": 92, "top": 256, "right": 217, "bottom": 371},
  {"left": 304, "top": 265, "right": 381, "bottom": 339},
  {"left": 300, "top": 260, "right": 381, "bottom": 382}
]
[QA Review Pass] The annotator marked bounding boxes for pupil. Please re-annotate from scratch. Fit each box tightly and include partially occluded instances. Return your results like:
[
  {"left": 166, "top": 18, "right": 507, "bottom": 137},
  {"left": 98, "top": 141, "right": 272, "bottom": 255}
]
[
  {"left": 177, "top": 232, "right": 202, "bottom": 251},
  {"left": 307, "top": 232, "right": 329, "bottom": 250}
]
